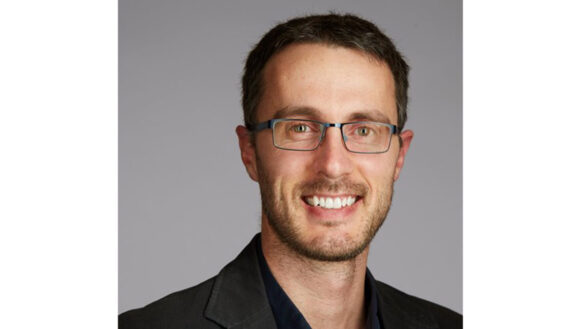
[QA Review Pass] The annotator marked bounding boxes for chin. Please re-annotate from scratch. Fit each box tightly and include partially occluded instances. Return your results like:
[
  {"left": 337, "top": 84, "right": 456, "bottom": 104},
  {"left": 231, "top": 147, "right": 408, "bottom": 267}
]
[{"left": 289, "top": 230, "right": 370, "bottom": 262}]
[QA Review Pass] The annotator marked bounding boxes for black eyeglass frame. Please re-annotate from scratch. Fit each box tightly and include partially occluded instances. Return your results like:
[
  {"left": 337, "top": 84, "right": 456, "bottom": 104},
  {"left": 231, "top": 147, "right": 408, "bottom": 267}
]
[{"left": 249, "top": 118, "right": 398, "bottom": 154}]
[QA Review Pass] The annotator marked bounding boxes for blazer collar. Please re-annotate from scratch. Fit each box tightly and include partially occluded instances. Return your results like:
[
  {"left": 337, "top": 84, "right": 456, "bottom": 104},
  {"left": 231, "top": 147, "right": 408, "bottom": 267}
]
[
  {"left": 376, "top": 283, "right": 439, "bottom": 329},
  {"left": 204, "top": 233, "right": 440, "bottom": 329},
  {"left": 204, "top": 233, "right": 277, "bottom": 329}
]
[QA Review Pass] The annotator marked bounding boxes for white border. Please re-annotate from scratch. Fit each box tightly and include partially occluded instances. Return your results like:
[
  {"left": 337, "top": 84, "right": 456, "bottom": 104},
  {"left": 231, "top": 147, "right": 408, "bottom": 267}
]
[
  {"left": 464, "top": 0, "right": 585, "bottom": 327},
  {"left": 0, "top": 1, "right": 117, "bottom": 328}
]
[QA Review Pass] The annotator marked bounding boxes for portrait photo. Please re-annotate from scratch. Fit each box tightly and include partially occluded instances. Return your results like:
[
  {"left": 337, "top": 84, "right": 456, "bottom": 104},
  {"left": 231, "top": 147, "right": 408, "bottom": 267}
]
[
  {"left": 119, "top": 0, "right": 462, "bottom": 326},
  {"left": 6, "top": 0, "right": 585, "bottom": 328}
]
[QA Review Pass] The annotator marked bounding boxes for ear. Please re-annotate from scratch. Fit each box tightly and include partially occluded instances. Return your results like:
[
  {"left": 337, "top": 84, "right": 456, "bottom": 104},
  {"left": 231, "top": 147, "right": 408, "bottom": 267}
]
[
  {"left": 393, "top": 129, "right": 413, "bottom": 181},
  {"left": 236, "top": 125, "right": 259, "bottom": 182}
]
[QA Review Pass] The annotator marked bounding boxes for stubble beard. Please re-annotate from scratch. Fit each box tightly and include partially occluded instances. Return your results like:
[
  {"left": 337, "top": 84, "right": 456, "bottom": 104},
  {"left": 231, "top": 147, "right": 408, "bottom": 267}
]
[{"left": 257, "top": 160, "right": 394, "bottom": 262}]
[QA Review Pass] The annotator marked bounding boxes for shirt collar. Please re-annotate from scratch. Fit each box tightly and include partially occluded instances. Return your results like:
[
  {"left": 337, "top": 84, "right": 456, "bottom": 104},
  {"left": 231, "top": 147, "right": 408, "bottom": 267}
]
[{"left": 256, "top": 238, "right": 382, "bottom": 329}]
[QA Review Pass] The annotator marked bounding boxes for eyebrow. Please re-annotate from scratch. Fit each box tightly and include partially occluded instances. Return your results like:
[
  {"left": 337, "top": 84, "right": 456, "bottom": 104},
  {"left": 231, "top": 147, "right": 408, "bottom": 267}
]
[
  {"left": 273, "top": 106, "right": 392, "bottom": 124},
  {"left": 347, "top": 111, "right": 391, "bottom": 124},
  {"left": 272, "top": 106, "right": 321, "bottom": 119}
]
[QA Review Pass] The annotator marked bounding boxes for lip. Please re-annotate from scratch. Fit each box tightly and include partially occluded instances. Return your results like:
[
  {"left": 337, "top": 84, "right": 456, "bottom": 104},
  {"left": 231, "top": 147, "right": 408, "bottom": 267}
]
[
  {"left": 300, "top": 195, "right": 362, "bottom": 222},
  {"left": 302, "top": 194, "right": 358, "bottom": 201}
]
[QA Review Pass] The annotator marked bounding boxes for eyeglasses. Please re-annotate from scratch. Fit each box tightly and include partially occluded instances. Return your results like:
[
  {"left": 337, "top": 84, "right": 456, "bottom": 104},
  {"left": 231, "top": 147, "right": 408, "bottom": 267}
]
[{"left": 250, "top": 119, "right": 397, "bottom": 154}]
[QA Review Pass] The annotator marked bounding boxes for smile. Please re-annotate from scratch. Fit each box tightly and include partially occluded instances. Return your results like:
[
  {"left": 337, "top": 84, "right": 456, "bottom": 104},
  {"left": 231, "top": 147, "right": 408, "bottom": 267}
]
[{"left": 303, "top": 195, "right": 361, "bottom": 209}]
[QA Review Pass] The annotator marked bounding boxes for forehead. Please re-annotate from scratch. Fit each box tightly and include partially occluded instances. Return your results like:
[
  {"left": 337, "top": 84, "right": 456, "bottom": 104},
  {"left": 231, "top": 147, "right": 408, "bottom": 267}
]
[{"left": 258, "top": 43, "right": 397, "bottom": 123}]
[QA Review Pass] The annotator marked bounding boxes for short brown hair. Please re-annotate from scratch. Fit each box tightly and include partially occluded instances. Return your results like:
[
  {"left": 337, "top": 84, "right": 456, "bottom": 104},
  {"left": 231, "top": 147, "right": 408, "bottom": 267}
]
[{"left": 242, "top": 13, "right": 410, "bottom": 132}]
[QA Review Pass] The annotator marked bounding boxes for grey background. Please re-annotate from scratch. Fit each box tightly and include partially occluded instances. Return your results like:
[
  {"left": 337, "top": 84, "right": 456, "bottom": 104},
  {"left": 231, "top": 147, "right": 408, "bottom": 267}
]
[{"left": 119, "top": 0, "right": 462, "bottom": 314}]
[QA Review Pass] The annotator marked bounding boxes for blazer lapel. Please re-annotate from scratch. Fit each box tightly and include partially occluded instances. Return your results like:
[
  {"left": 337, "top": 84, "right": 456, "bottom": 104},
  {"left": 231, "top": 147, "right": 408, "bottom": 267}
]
[
  {"left": 377, "top": 284, "right": 439, "bottom": 329},
  {"left": 204, "top": 234, "right": 277, "bottom": 329}
]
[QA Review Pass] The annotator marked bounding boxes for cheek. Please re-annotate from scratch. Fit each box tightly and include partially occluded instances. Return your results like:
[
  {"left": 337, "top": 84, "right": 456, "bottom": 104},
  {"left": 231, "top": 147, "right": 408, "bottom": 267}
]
[
  {"left": 262, "top": 150, "right": 303, "bottom": 174},
  {"left": 358, "top": 154, "right": 398, "bottom": 190},
  {"left": 258, "top": 147, "right": 312, "bottom": 189}
]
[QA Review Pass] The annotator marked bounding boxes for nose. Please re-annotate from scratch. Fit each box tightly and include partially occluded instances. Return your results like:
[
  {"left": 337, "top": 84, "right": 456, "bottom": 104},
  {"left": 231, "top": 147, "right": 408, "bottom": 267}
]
[{"left": 312, "top": 126, "right": 354, "bottom": 179}]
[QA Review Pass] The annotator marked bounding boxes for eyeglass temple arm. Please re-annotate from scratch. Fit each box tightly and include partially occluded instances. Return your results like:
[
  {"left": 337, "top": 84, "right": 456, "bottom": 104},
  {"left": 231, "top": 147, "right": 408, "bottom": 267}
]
[{"left": 249, "top": 120, "right": 273, "bottom": 132}]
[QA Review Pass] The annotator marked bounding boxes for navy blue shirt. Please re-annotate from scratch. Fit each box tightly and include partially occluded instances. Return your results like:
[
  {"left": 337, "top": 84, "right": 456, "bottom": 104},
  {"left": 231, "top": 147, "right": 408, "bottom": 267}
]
[{"left": 257, "top": 239, "right": 382, "bottom": 329}]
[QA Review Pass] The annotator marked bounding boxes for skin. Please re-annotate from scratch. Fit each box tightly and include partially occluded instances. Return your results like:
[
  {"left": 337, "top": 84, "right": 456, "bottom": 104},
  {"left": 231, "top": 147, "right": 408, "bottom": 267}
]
[{"left": 236, "top": 43, "right": 413, "bottom": 329}]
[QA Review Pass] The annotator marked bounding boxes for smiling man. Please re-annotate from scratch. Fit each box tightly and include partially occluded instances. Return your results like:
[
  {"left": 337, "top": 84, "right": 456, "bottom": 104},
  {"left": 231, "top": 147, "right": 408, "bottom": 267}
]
[{"left": 120, "top": 13, "right": 462, "bottom": 329}]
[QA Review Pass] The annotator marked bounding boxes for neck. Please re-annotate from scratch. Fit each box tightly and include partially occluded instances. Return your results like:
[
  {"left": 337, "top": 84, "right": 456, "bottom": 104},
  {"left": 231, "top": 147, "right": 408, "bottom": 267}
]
[{"left": 261, "top": 219, "right": 370, "bottom": 329}]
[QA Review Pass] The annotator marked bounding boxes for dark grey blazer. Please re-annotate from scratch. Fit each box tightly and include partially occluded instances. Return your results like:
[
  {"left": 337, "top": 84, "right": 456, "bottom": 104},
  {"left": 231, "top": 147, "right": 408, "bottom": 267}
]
[{"left": 119, "top": 235, "right": 462, "bottom": 329}]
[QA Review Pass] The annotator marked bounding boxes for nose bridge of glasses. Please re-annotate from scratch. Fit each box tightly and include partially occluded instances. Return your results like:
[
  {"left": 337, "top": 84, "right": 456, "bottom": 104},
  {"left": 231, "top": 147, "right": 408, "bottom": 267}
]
[{"left": 320, "top": 122, "right": 348, "bottom": 146}]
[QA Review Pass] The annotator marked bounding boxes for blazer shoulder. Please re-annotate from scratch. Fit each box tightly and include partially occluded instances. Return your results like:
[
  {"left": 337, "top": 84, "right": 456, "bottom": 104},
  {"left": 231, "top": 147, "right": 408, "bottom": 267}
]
[
  {"left": 119, "top": 277, "right": 217, "bottom": 329},
  {"left": 375, "top": 280, "right": 462, "bottom": 329}
]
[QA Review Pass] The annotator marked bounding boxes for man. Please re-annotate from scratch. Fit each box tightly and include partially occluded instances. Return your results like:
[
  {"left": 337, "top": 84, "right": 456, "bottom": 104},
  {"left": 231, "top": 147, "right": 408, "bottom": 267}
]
[{"left": 120, "top": 13, "right": 462, "bottom": 329}]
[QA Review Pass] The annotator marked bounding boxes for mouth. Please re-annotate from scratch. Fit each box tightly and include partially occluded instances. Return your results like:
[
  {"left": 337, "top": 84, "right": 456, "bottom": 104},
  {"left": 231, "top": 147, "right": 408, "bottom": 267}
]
[{"left": 302, "top": 195, "right": 363, "bottom": 210}]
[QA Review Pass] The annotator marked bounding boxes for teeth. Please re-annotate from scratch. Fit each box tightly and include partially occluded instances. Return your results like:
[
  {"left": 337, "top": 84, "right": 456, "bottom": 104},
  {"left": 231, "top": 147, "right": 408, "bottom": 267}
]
[
  {"left": 325, "top": 198, "right": 333, "bottom": 208},
  {"left": 347, "top": 196, "right": 356, "bottom": 206},
  {"left": 305, "top": 196, "right": 358, "bottom": 209}
]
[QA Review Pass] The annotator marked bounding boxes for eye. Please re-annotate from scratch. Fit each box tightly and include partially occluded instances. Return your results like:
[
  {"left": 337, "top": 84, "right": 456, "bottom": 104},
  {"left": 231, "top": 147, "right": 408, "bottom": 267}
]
[
  {"left": 292, "top": 124, "right": 310, "bottom": 133},
  {"left": 356, "top": 126, "right": 371, "bottom": 136}
]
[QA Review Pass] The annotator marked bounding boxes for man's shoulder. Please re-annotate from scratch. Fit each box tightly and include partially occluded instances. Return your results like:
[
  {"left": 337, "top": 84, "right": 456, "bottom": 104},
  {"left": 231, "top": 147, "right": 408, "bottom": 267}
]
[
  {"left": 119, "top": 234, "right": 271, "bottom": 329},
  {"left": 119, "top": 277, "right": 219, "bottom": 329},
  {"left": 375, "top": 280, "right": 462, "bottom": 329}
]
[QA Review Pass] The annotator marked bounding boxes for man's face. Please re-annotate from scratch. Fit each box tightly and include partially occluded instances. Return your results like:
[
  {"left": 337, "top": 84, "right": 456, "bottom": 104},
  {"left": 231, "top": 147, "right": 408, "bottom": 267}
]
[{"left": 237, "top": 43, "right": 413, "bottom": 261}]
